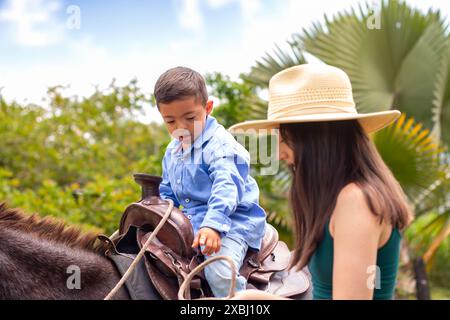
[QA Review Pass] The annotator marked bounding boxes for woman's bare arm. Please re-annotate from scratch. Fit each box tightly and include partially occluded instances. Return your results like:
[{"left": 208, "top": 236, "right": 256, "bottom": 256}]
[{"left": 331, "top": 183, "right": 383, "bottom": 300}]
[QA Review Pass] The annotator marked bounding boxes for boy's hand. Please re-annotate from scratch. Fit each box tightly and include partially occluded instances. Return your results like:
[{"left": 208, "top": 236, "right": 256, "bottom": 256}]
[{"left": 192, "top": 227, "right": 221, "bottom": 256}]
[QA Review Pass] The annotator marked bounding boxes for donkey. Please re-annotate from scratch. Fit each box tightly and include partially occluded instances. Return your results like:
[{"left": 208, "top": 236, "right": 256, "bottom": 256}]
[
  {"left": 0, "top": 202, "right": 130, "bottom": 300},
  {"left": 0, "top": 201, "right": 312, "bottom": 300}
]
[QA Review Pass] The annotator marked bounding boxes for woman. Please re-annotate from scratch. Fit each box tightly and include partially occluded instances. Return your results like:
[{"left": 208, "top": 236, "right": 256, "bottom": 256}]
[{"left": 228, "top": 64, "right": 413, "bottom": 300}]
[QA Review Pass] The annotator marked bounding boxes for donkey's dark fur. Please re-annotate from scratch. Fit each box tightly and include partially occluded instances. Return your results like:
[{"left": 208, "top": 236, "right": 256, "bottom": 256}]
[{"left": 0, "top": 202, "right": 129, "bottom": 299}]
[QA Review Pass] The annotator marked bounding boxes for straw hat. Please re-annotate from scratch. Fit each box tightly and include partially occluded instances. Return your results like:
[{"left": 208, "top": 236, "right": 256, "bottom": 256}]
[{"left": 228, "top": 64, "right": 400, "bottom": 133}]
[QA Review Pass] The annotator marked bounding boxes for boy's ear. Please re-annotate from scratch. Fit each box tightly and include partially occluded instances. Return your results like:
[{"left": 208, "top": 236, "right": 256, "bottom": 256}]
[{"left": 205, "top": 100, "right": 213, "bottom": 115}]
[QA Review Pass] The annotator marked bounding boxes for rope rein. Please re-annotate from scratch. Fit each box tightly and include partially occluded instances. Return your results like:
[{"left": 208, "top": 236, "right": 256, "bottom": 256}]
[
  {"left": 104, "top": 198, "right": 174, "bottom": 300},
  {"left": 104, "top": 199, "right": 238, "bottom": 300},
  {"left": 178, "top": 255, "right": 237, "bottom": 300}
]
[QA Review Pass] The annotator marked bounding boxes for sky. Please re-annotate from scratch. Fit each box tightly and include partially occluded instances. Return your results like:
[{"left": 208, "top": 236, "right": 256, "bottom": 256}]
[{"left": 0, "top": 0, "right": 449, "bottom": 123}]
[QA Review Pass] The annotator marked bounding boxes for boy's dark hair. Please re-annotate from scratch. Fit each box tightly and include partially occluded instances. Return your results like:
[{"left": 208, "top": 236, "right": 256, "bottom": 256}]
[{"left": 154, "top": 66, "right": 208, "bottom": 107}]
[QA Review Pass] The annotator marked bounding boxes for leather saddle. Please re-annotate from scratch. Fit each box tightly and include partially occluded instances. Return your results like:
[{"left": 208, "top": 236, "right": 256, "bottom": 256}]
[{"left": 101, "top": 173, "right": 311, "bottom": 300}]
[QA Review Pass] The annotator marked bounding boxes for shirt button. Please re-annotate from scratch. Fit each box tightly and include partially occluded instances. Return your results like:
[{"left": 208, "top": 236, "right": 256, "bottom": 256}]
[
  {"left": 187, "top": 215, "right": 192, "bottom": 220},
  {"left": 176, "top": 179, "right": 181, "bottom": 184},
  {"left": 185, "top": 198, "right": 190, "bottom": 203}
]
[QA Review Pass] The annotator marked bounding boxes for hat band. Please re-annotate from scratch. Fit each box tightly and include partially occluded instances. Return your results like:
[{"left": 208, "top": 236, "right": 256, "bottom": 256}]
[{"left": 268, "top": 104, "right": 357, "bottom": 120}]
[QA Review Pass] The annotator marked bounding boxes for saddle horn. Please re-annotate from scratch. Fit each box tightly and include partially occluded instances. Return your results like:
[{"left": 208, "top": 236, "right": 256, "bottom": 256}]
[{"left": 133, "top": 173, "right": 162, "bottom": 200}]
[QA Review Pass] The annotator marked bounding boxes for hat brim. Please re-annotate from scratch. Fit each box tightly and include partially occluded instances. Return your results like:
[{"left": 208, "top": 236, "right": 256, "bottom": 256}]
[{"left": 228, "top": 110, "right": 401, "bottom": 134}]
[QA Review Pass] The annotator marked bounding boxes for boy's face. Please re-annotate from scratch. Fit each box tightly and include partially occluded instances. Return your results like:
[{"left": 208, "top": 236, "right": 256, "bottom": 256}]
[{"left": 159, "top": 96, "right": 213, "bottom": 146}]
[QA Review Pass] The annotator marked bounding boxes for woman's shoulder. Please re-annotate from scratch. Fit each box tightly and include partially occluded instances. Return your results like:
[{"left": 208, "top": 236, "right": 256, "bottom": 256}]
[
  {"left": 330, "top": 183, "right": 385, "bottom": 238},
  {"left": 337, "top": 182, "right": 365, "bottom": 202},
  {"left": 334, "top": 183, "right": 368, "bottom": 219}
]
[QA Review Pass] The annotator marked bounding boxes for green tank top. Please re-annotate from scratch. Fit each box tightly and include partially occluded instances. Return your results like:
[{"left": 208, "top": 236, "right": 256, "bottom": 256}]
[{"left": 308, "top": 220, "right": 401, "bottom": 300}]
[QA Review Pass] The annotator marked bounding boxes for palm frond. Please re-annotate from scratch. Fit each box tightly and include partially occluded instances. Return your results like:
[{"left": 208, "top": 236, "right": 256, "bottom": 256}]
[
  {"left": 431, "top": 40, "right": 450, "bottom": 146},
  {"left": 423, "top": 216, "right": 450, "bottom": 268},
  {"left": 297, "top": 0, "right": 449, "bottom": 134},
  {"left": 243, "top": 43, "right": 307, "bottom": 88},
  {"left": 374, "top": 114, "right": 448, "bottom": 201}
]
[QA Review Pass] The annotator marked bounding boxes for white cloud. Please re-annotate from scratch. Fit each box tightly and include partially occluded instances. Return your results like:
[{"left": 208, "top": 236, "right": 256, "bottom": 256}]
[
  {"left": 175, "top": 0, "right": 261, "bottom": 31},
  {"left": 171, "top": 0, "right": 352, "bottom": 76},
  {"left": 206, "top": 0, "right": 234, "bottom": 8},
  {"left": 407, "top": 0, "right": 450, "bottom": 16},
  {"left": 174, "top": 0, "right": 203, "bottom": 31},
  {"left": 238, "top": 0, "right": 260, "bottom": 18},
  {"left": 238, "top": 0, "right": 362, "bottom": 66},
  {"left": 0, "top": 0, "right": 65, "bottom": 47}
]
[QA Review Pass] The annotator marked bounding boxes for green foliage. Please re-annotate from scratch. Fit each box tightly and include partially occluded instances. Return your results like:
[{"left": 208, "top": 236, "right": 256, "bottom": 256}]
[
  {"left": 0, "top": 168, "right": 140, "bottom": 234},
  {"left": 0, "top": 80, "right": 170, "bottom": 234},
  {"left": 243, "top": 44, "right": 307, "bottom": 88},
  {"left": 245, "top": 0, "right": 450, "bottom": 148},
  {"left": 206, "top": 72, "right": 267, "bottom": 127},
  {"left": 297, "top": 0, "right": 450, "bottom": 144},
  {"left": 374, "top": 114, "right": 448, "bottom": 201},
  {"left": 374, "top": 115, "right": 449, "bottom": 278}
]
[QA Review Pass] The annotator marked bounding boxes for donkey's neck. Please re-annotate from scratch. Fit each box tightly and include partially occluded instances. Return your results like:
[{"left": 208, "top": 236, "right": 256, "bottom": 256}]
[{"left": 0, "top": 227, "right": 129, "bottom": 300}]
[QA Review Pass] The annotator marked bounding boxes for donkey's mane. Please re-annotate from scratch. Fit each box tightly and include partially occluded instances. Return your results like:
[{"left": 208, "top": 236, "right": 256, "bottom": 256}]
[{"left": 0, "top": 202, "right": 108, "bottom": 255}]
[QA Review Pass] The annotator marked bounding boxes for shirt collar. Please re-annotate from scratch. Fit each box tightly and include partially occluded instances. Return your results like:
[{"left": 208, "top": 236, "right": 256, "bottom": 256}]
[{"left": 171, "top": 115, "right": 219, "bottom": 156}]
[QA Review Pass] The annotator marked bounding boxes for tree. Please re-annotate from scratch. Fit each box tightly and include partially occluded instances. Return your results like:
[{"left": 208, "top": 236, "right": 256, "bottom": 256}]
[{"left": 0, "top": 80, "right": 170, "bottom": 234}]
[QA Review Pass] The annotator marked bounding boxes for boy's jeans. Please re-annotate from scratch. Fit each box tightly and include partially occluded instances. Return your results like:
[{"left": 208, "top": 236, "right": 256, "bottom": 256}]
[{"left": 201, "top": 236, "right": 248, "bottom": 298}]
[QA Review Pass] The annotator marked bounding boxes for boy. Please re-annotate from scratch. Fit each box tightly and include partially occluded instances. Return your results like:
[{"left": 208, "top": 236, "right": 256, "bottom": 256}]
[{"left": 154, "top": 66, "right": 266, "bottom": 298}]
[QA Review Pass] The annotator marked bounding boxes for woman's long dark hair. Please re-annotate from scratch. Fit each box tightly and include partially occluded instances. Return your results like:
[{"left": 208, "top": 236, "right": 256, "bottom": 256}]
[{"left": 280, "top": 120, "right": 413, "bottom": 270}]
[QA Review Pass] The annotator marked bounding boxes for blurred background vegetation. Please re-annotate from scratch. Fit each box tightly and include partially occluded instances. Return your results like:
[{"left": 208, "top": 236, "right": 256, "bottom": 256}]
[{"left": 0, "top": 0, "right": 448, "bottom": 299}]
